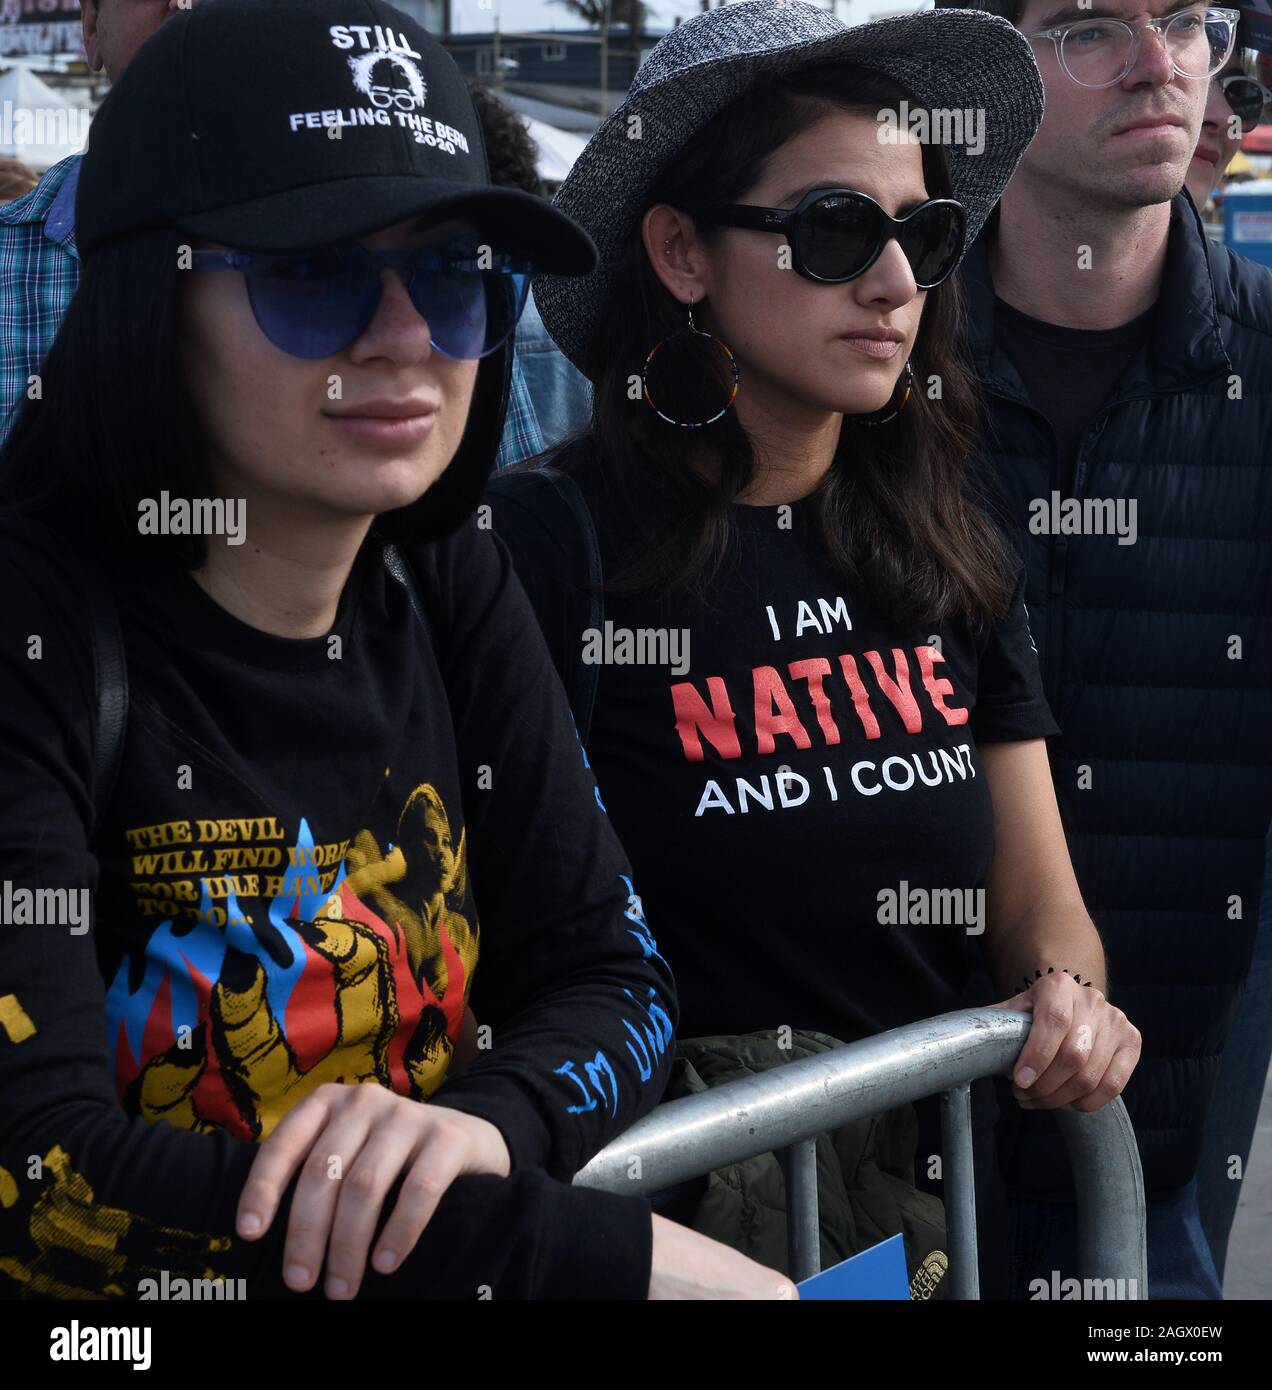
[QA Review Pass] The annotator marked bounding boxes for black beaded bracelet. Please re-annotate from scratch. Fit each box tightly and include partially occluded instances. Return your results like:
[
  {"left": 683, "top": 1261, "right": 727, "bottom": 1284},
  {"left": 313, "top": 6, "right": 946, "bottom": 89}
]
[{"left": 1019, "top": 966, "right": 1094, "bottom": 992}]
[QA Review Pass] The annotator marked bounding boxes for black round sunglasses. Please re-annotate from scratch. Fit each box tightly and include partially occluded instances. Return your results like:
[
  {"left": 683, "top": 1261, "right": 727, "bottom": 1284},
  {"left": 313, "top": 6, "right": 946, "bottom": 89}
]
[{"left": 695, "top": 186, "right": 967, "bottom": 291}]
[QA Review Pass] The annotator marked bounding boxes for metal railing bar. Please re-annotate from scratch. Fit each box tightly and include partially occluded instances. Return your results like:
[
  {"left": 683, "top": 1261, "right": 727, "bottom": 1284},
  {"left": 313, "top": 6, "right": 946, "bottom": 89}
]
[
  {"left": 778, "top": 1137, "right": 820, "bottom": 1282},
  {"left": 575, "top": 1007, "right": 1147, "bottom": 1295},
  {"left": 1056, "top": 1103, "right": 1148, "bottom": 1296},
  {"left": 939, "top": 1083, "right": 979, "bottom": 1300},
  {"left": 577, "top": 1009, "right": 1031, "bottom": 1192}
]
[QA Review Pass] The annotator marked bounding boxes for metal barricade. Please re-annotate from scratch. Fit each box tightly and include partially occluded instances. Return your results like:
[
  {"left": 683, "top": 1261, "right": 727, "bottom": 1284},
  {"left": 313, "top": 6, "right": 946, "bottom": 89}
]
[{"left": 574, "top": 1007, "right": 1147, "bottom": 1298}]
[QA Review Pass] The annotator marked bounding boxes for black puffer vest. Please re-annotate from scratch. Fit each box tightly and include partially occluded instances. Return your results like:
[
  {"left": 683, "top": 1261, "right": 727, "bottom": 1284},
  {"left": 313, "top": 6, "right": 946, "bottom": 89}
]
[{"left": 961, "top": 193, "right": 1272, "bottom": 1197}]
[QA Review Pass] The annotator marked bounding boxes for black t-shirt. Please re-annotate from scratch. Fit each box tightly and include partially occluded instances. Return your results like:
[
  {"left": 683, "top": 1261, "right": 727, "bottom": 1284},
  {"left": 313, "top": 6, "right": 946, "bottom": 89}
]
[
  {"left": 0, "top": 517, "right": 676, "bottom": 1300},
  {"left": 493, "top": 457, "right": 1058, "bottom": 1111},
  {"left": 580, "top": 483, "right": 1057, "bottom": 1049},
  {"left": 993, "top": 295, "right": 1156, "bottom": 497}
]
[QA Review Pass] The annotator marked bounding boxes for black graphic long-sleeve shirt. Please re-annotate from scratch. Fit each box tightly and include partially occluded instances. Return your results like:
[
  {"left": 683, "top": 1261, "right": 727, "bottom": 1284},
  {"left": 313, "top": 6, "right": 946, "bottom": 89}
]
[{"left": 0, "top": 516, "right": 676, "bottom": 1299}]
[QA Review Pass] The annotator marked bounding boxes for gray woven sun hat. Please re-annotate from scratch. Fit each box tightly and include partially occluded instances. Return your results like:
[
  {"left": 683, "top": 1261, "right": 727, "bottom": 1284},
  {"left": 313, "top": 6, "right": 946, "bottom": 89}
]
[{"left": 534, "top": 0, "right": 1044, "bottom": 381}]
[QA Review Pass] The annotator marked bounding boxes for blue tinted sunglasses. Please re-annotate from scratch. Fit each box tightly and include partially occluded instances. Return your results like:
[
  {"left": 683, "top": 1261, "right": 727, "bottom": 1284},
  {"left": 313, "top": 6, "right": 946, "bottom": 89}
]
[{"left": 188, "top": 236, "right": 534, "bottom": 361}]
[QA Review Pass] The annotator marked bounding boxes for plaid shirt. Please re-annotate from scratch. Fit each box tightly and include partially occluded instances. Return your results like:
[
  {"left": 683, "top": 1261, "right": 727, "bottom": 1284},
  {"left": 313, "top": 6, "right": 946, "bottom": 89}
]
[
  {"left": 495, "top": 344, "right": 544, "bottom": 470},
  {"left": 0, "top": 154, "right": 81, "bottom": 447},
  {"left": 0, "top": 152, "right": 543, "bottom": 467}
]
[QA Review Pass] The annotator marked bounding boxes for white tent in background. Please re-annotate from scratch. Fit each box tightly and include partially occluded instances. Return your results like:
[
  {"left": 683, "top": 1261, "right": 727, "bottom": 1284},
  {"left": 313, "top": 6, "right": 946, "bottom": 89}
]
[
  {"left": 0, "top": 65, "right": 91, "bottom": 171},
  {"left": 524, "top": 117, "right": 587, "bottom": 188}
]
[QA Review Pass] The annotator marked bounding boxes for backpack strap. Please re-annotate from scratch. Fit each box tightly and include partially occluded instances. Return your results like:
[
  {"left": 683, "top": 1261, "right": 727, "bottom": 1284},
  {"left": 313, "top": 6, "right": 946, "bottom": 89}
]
[
  {"left": 28, "top": 532, "right": 130, "bottom": 837},
  {"left": 85, "top": 571, "right": 129, "bottom": 831},
  {"left": 61, "top": 536, "right": 427, "bottom": 838}
]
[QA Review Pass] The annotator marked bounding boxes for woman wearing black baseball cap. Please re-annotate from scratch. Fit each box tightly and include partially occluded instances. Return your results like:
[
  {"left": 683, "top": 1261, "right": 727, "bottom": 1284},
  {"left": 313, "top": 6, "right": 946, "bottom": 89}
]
[{"left": 0, "top": 0, "right": 789, "bottom": 1301}]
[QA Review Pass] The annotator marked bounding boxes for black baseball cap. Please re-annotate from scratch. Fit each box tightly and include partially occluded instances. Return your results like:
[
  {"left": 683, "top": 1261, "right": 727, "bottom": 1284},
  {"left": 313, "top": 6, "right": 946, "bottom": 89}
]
[{"left": 76, "top": 0, "right": 598, "bottom": 273}]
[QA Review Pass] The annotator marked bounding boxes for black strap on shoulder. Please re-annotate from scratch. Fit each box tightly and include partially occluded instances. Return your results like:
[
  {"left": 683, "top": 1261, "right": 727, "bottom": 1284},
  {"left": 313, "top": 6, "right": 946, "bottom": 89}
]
[
  {"left": 537, "top": 465, "right": 603, "bottom": 743},
  {"left": 27, "top": 531, "right": 130, "bottom": 836},
  {"left": 85, "top": 571, "right": 129, "bottom": 829},
  {"left": 70, "top": 536, "right": 426, "bottom": 836}
]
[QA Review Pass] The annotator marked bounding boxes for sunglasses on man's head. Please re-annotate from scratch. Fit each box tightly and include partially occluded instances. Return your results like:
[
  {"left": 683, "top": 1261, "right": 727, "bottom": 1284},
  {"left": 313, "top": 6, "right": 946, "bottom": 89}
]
[
  {"left": 1219, "top": 73, "right": 1271, "bottom": 133},
  {"left": 695, "top": 187, "right": 967, "bottom": 291},
  {"left": 188, "top": 235, "right": 535, "bottom": 361}
]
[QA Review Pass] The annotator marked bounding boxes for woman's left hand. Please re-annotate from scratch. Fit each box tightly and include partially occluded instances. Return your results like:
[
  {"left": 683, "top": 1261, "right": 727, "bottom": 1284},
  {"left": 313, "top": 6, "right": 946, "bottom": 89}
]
[
  {"left": 991, "top": 973, "right": 1141, "bottom": 1112},
  {"left": 236, "top": 1082, "right": 511, "bottom": 1299}
]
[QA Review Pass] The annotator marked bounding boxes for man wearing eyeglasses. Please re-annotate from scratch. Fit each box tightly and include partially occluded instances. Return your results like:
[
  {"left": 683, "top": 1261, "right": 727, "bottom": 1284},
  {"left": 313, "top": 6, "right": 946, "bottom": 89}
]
[{"left": 962, "top": 1, "right": 1272, "bottom": 1300}]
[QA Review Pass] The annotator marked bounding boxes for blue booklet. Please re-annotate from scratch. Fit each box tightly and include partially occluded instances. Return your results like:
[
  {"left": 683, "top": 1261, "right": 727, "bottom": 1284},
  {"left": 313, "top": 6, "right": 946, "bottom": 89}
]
[{"left": 796, "top": 1233, "right": 911, "bottom": 1300}]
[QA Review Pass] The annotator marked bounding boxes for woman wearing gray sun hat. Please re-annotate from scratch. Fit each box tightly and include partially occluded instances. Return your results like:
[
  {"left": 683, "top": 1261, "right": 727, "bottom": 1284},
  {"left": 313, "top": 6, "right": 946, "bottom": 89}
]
[
  {"left": 490, "top": 0, "right": 1142, "bottom": 1297},
  {"left": 534, "top": 0, "right": 1046, "bottom": 381}
]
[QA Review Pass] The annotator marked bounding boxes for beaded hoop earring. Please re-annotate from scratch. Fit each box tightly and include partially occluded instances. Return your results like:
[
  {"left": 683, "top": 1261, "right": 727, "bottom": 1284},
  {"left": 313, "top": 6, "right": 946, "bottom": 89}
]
[
  {"left": 641, "top": 295, "right": 740, "bottom": 429},
  {"left": 855, "top": 359, "right": 914, "bottom": 427}
]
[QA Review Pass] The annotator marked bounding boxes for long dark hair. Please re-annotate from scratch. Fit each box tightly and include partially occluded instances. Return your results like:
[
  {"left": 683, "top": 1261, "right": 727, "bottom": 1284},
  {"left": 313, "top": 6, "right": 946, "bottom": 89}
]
[
  {"left": 0, "top": 229, "right": 210, "bottom": 575},
  {"left": 557, "top": 62, "right": 1013, "bottom": 631}
]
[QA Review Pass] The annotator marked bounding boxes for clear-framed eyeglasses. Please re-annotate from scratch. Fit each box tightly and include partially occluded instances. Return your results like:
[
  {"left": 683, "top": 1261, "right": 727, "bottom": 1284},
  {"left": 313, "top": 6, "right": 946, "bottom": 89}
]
[{"left": 1023, "top": 6, "right": 1240, "bottom": 89}]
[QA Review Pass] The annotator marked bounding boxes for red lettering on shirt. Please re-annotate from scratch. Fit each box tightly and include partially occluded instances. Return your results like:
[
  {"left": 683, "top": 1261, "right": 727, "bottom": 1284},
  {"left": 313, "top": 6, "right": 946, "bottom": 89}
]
[
  {"left": 668, "top": 641, "right": 973, "bottom": 761},
  {"left": 671, "top": 676, "right": 742, "bottom": 761},
  {"left": 787, "top": 658, "right": 841, "bottom": 746},
  {"left": 914, "top": 644, "right": 969, "bottom": 727},
  {"left": 837, "top": 653, "right": 881, "bottom": 739},
  {"left": 864, "top": 648, "right": 923, "bottom": 733},
  {"left": 753, "top": 666, "right": 813, "bottom": 755}
]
